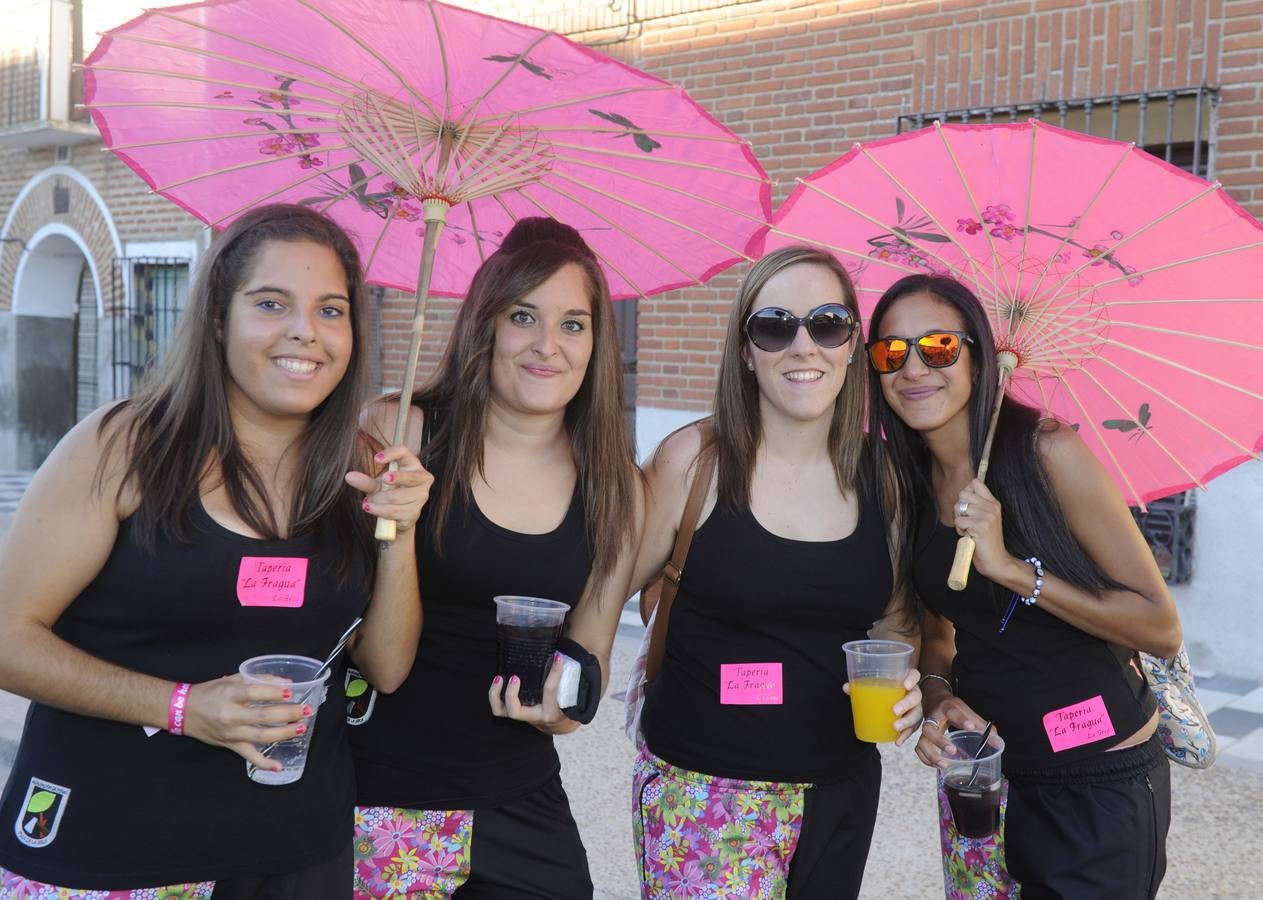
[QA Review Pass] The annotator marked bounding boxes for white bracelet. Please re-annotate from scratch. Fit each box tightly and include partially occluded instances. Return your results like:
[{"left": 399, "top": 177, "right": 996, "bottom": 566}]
[{"left": 1018, "top": 556, "right": 1044, "bottom": 606}]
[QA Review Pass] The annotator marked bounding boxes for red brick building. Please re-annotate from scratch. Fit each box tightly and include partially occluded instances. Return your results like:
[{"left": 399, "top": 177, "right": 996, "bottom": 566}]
[{"left": 2, "top": 0, "right": 1260, "bottom": 466}]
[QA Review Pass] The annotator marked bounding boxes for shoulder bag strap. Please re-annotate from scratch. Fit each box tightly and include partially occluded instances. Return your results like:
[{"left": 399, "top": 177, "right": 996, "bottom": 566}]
[{"left": 645, "top": 430, "right": 716, "bottom": 683}]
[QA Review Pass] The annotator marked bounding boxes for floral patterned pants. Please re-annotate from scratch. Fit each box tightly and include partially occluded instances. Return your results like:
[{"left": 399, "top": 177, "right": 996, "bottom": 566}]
[
  {"left": 937, "top": 773, "right": 1020, "bottom": 900},
  {"left": 0, "top": 869, "right": 213, "bottom": 900},
  {"left": 632, "top": 747, "right": 809, "bottom": 899},
  {"left": 352, "top": 806, "right": 473, "bottom": 899}
]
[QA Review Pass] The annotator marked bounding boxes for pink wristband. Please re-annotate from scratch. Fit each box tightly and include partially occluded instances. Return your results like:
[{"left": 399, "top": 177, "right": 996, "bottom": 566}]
[{"left": 168, "top": 682, "right": 191, "bottom": 735}]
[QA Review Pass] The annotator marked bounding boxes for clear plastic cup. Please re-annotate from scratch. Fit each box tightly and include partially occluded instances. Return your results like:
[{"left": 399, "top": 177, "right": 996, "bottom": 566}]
[
  {"left": 494, "top": 596, "right": 569, "bottom": 706},
  {"left": 238, "top": 654, "right": 328, "bottom": 785},
  {"left": 842, "top": 639, "right": 913, "bottom": 742},
  {"left": 942, "top": 729, "right": 1005, "bottom": 838}
]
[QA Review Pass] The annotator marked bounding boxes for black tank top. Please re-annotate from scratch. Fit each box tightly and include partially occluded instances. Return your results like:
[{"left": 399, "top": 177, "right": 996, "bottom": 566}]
[
  {"left": 0, "top": 501, "right": 368, "bottom": 888},
  {"left": 349, "top": 468, "right": 592, "bottom": 809},
  {"left": 641, "top": 491, "right": 892, "bottom": 784},
  {"left": 914, "top": 518, "right": 1155, "bottom": 772}
]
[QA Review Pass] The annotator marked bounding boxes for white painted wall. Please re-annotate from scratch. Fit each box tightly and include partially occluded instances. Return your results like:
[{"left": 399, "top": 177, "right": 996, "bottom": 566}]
[
  {"left": 0, "top": 315, "right": 15, "bottom": 469},
  {"left": 12, "top": 231, "right": 85, "bottom": 318},
  {"left": 1170, "top": 459, "right": 1263, "bottom": 680},
  {"left": 635, "top": 405, "right": 705, "bottom": 464}
]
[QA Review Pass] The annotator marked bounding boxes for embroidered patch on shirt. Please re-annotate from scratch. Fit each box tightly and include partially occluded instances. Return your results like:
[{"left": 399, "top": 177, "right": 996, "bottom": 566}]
[
  {"left": 720, "top": 663, "right": 784, "bottom": 705},
  {"left": 1043, "top": 694, "right": 1116, "bottom": 752},
  {"left": 345, "top": 666, "right": 378, "bottom": 726},
  {"left": 236, "top": 556, "right": 309, "bottom": 607},
  {"left": 14, "top": 778, "right": 70, "bottom": 849}
]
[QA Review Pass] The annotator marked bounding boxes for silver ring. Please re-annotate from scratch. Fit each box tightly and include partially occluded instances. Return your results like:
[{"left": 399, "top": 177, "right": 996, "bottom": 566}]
[
  {"left": 923, "top": 717, "right": 941, "bottom": 730},
  {"left": 957, "top": 500, "right": 969, "bottom": 516}
]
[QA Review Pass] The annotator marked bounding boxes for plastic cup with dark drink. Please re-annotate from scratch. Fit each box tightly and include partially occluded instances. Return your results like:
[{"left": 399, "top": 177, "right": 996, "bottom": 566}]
[
  {"left": 942, "top": 729, "right": 1005, "bottom": 839},
  {"left": 494, "top": 596, "right": 569, "bottom": 706}
]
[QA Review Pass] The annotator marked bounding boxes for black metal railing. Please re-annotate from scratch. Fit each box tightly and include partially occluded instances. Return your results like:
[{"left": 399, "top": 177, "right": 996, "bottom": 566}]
[
  {"left": 110, "top": 257, "right": 189, "bottom": 399},
  {"left": 1132, "top": 491, "right": 1196, "bottom": 585},
  {"left": 898, "top": 87, "right": 1218, "bottom": 179}
]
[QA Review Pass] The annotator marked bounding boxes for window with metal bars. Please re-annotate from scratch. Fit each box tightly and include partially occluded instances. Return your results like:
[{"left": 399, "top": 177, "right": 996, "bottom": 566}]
[
  {"left": 897, "top": 87, "right": 1218, "bottom": 179},
  {"left": 110, "top": 257, "right": 190, "bottom": 399}
]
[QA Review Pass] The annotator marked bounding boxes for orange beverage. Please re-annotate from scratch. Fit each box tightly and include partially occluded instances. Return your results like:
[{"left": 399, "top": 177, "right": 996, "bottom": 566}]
[{"left": 848, "top": 677, "right": 907, "bottom": 743}]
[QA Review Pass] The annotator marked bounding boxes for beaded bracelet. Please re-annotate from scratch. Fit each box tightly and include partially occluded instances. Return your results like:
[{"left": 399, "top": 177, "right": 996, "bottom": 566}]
[{"left": 1018, "top": 556, "right": 1044, "bottom": 606}]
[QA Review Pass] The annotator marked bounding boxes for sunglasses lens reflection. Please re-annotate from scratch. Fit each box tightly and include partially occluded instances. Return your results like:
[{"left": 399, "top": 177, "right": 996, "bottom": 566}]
[
  {"left": 918, "top": 333, "right": 961, "bottom": 367},
  {"left": 868, "top": 339, "right": 909, "bottom": 373},
  {"left": 747, "top": 314, "right": 798, "bottom": 352},
  {"left": 807, "top": 309, "right": 853, "bottom": 348}
]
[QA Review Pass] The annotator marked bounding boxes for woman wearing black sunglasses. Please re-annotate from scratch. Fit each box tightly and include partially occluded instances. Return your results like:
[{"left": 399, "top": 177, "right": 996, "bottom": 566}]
[
  {"left": 630, "top": 245, "right": 922, "bottom": 899},
  {"left": 866, "top": 274, "right": 1180, "bottom": 899}
]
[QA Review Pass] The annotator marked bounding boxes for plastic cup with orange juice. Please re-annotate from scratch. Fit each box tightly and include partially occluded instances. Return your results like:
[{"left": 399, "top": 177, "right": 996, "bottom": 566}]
[{"left": 842, "top": 639, "right": 914, "bottom": 742}]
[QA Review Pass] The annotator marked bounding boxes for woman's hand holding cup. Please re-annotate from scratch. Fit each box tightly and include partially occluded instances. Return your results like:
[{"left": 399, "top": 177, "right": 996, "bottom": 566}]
[{"left": 915, "top": 694, "right": 991, "bottom": 768}]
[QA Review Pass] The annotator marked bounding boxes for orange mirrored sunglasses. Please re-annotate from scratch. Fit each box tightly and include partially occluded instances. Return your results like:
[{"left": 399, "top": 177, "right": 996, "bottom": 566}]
[{"left": 865, "top": 330, "right": 975, "bottom": 374}]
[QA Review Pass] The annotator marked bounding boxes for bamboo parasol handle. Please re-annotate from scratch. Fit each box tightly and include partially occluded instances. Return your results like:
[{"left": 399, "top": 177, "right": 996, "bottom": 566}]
[
  {"left": 948, "top": 351, "right": 1019, "bottom": 590},
  {"left": 375, "top": 198, "right": 451, "bottom": 542}
]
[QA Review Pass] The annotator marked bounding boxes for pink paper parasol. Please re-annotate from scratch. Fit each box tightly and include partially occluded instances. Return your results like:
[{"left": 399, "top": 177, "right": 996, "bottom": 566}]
[
  {"left": 762, "top": 119, "right": 1263, "bottom": 585},
  {"left": 83, "top": 0, "right": 772, "bottom": 537}
]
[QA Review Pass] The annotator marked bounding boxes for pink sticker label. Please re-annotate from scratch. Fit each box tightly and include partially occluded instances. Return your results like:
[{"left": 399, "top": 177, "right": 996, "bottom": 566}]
[
  {"left": 236, "top": 557, "right": 308, "bottom": 608},
  {"left": 1043, "top": 694, "right": 1116, "bottom": 752},
  {"left": 720, "top": 663, "right": 783, "bottom": 705}
]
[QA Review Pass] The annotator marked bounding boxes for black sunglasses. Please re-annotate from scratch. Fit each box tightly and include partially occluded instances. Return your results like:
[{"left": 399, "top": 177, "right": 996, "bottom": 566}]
[
  {"left": 744, "top": 303, "right": 857, "bottom": 353},
  {"left": 865, "top": 330, "right": 975, "bottom": 374}
]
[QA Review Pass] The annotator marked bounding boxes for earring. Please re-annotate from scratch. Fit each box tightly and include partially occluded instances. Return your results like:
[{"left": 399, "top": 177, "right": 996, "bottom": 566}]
[
  {"left": 847, "top": 351, "right": 854, "bottom": 364},
  {"left": 746, "top": 360, "right": 754, "bottom": 371}
]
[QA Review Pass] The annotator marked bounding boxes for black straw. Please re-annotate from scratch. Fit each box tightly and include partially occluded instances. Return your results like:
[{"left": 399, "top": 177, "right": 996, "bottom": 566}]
[{"left": 965, "top": 721, "right": 995, "bottom": 787}]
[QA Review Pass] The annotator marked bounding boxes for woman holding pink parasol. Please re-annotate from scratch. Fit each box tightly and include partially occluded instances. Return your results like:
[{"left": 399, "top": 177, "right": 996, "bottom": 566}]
[
  {"left": 0, "top": 204, "right": 430, "bottom": 896},
  {"left": 630, "top": 246, "right": 923, "bottom": 899},
  {"left": 869, "top": 274, "right": 1181, "bottom": 898},
  {"left": 347, "top": 217, "right": 641, "bottom": 898}
]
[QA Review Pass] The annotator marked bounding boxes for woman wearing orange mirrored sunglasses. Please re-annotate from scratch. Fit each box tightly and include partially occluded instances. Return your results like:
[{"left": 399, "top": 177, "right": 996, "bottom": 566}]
[{"left": 866, "top": 273, "right": 1181, "bottom": 900}]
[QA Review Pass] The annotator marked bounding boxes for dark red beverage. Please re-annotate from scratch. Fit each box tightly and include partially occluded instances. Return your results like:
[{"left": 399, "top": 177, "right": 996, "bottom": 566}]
[
  {"left": 496, "top": 621, "right": 563, "bottom": 706},
  {"left": 945, "top": 773, "right": 1001, "bottom": 838}
]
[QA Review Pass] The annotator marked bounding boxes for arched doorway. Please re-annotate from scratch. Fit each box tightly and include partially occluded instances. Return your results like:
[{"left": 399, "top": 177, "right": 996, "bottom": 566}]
[{"left": 12, "top": 228, "right": 100, "bottom": 469}]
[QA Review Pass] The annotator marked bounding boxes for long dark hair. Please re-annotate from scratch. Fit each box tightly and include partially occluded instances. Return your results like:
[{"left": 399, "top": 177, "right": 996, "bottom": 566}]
[
  {"left": 412, "top": 217, "right": 636, "bottom": 604},
  {"left": 99, "top": 204, "right": 373, "bottom": 574},
  {"left": 711, "top": 245, "right": 872, "bottom": 509},
  {"left": 867, "top": 274, "right": 1122, "bottom": 600}
]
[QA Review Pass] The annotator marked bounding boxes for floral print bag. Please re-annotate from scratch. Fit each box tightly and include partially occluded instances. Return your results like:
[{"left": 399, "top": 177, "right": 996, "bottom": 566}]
[{"left": 1140, "top": 643, "right": 1217, "bottom": 769}]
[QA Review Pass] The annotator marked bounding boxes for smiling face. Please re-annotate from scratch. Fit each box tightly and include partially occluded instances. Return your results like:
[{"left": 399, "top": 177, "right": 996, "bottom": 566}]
[
  {"left": 872, "top": 289, "right": 976, "bottom": 439},
  {"left": 221, "top": 239, "right": 353, "bottom": 426},
  {"left": 744, "top": 262, "right": 859, "bottom": 426},
  {"left": 488, "top": 261, "right": 595, "bottom": 418}
]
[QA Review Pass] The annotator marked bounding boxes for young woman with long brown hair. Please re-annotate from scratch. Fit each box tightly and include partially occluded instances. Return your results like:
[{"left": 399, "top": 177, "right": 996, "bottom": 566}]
[
  {"left": 0, "top": 204, "right": 429, "bottom": 898},
  {"left": 630, "top": 245, "right": 922, "bottom": 899},
  {"left": 866, "top": 274, "right": 1180, "bottom": 899},
  {"left": 348, "top": 217, "right": 641, "bottom": 899}
]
